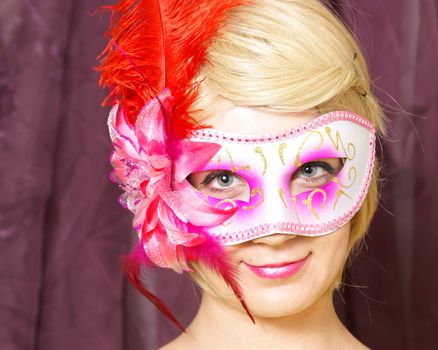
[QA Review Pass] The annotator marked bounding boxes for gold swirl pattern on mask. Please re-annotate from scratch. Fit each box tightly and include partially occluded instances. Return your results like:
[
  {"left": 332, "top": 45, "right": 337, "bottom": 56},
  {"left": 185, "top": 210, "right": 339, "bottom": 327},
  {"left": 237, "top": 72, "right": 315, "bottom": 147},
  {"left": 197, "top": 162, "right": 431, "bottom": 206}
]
[
  {"left": 295, "top": 130, "right": 324, "bottom": 167},
  {"left": 243, "top": 188, "right": 264, "bottom": 211},
  {"left": 278, "top": 142, "right": 287, "bottom": 166},
  {"left": 214, "top": 198, "right": 238, "bottom": 226},
  {"left": 208, "top": 153, "right": 222, "bottom": 170},
  {"left": 302, "top": 189, "right": 327, "bottom": 220},
  {"left": 333, "top": 166, "right": 357, "bottom": 189},
  {"left": 333, "top": 189, "right": 352, "bottom": 210},
  {"left": 324, "top": 126, "right": 356, "bottom": 160},
  {"left": 292, "top": 196, "right": 302, "bottom": 224},
  {"left": 216, "top": 153, "right": 222, "bottom": 166},
  {"left": 225, "top": 148, "right": 251, "bottom": 172},
  {"left": 278, "top": 188, "right": 288, "bottom": 208},
  {"left": 254, "top": 147, "right": 267, "bottom": 175}
]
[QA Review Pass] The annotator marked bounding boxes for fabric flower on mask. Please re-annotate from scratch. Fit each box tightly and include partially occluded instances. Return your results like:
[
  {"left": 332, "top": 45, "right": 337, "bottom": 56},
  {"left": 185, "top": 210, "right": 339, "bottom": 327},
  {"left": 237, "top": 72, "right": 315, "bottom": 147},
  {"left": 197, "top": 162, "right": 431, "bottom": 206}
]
[{"left": 107, "top": 89, "right": 235, "bottom": 272}]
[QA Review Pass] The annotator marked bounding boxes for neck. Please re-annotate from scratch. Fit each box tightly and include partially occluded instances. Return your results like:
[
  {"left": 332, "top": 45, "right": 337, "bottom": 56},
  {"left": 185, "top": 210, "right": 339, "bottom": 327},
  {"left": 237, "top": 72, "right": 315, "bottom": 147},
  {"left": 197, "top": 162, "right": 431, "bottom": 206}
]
[{"left": 184, "top": 290, "right": 353, "bottom": 349}]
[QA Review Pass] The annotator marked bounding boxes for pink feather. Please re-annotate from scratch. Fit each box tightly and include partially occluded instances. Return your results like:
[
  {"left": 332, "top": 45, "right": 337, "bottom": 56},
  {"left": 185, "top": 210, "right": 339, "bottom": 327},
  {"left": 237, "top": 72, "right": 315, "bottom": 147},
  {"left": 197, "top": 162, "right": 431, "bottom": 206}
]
[{"left": 185, "top": 235, "right": 255, "bottom": 323}]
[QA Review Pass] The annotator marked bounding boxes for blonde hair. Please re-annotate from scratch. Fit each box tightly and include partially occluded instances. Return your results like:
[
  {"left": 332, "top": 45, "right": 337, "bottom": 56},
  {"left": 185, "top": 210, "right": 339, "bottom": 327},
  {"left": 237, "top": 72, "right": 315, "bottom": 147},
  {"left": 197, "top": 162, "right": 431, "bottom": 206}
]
[{"left": 190, "top": 0, "right": 384, "bottom": 295}]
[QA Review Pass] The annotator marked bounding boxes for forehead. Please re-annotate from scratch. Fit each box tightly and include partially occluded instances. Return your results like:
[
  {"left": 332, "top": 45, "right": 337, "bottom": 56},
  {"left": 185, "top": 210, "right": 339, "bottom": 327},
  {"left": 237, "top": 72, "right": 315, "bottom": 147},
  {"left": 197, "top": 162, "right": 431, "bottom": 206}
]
[{"left": 204, "top": 106, "right": 318, "bottom": 134}]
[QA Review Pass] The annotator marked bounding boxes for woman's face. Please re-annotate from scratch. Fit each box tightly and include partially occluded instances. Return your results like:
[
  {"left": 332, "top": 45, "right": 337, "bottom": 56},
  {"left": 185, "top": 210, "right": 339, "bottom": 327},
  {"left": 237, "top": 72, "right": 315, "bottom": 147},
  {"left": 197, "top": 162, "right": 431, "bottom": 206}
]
[{"left": 191, "top": 106, "right": 350, "bottom": 318}]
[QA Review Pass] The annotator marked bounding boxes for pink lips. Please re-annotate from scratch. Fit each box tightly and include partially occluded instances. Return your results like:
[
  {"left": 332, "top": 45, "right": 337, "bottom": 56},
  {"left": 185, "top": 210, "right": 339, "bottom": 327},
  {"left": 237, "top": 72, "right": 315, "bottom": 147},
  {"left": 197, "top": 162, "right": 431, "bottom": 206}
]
[{"left": 244, "top": 255, "right": 308, "bottom": 279}]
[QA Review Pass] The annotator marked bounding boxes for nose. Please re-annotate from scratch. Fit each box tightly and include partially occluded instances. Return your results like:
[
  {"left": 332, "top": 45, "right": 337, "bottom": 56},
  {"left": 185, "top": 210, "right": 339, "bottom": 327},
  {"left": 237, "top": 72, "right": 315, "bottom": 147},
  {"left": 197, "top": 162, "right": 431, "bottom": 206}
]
[{"left": 251, "top": 233, "right": 297, "bottom": 246}]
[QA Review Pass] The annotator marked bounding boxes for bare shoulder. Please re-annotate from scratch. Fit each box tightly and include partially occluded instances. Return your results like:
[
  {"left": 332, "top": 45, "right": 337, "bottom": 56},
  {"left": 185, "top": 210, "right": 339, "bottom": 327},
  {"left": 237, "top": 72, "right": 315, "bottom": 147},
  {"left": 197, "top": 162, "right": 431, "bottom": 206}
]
[
  {"left": 159, "top": 333, "right": 193, "bottom": 350},
  {"left": 348, "top": 341, "right": 370, "bottom": 350},
  {"left": 340, "top": 332, "right": 370, "bottom": 350},
  {"left": 159, "top": 339, "right": 181, "bottom": 350},
  {"left": 159, "top": 340, "right": 179, "bottom": 350},
  {"left": 346, "top": 341, "right": 370, "bottom": 350}
]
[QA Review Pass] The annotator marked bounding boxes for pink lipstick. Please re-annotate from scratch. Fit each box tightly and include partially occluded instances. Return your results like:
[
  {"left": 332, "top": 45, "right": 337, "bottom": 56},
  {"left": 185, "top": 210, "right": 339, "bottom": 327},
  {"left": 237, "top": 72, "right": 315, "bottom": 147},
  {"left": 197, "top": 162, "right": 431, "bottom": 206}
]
[{"left": 244, "top": 255, "right": 308, "bottom": 279}]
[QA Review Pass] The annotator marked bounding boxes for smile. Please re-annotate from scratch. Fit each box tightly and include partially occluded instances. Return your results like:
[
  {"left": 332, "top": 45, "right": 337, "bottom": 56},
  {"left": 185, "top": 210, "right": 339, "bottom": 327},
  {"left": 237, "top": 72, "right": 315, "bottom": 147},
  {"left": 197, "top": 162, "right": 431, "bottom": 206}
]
[{"left": 243, "top": 255, "right": 309, "bottom": 280}]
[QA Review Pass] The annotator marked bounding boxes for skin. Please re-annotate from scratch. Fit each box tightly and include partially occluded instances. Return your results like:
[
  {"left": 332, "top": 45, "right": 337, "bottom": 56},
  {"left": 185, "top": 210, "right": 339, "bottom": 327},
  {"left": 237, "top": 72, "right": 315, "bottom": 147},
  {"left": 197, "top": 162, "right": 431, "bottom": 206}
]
[{"left": 161, "top": 107, "right": 369, "bottom": 350}]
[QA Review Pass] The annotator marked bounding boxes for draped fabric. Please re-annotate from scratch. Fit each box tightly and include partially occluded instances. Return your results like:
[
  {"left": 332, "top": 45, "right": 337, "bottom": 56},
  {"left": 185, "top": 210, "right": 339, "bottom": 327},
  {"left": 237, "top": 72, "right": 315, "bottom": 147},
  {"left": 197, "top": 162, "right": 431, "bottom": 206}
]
[
  {"left": 333, "top": 1, "right": 438, "bottom": 349},
  {"left": 0, "top": 1, "right": 436, "bottom": 349}
]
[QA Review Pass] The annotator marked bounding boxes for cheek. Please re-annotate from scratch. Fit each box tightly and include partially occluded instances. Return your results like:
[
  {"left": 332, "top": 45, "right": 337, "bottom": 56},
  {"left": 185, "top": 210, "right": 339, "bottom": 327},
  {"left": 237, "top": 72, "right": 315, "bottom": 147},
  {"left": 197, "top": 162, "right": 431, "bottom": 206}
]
[{"left": 307, "top": 223, "right": 351, "bottom": 289}]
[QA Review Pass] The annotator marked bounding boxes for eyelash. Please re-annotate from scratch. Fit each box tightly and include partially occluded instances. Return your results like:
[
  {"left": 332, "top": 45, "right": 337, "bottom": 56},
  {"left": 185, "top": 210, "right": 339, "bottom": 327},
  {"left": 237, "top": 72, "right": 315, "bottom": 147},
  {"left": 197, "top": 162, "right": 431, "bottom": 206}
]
[
  {"left": 201, "top": 171, "right": 241, "bottom": 192},
  {"left": 294, "top": 161, "right": 337, "bottom": 182},
  {"left": 201, "top": 170, "right": 227, "bottom": 184}
]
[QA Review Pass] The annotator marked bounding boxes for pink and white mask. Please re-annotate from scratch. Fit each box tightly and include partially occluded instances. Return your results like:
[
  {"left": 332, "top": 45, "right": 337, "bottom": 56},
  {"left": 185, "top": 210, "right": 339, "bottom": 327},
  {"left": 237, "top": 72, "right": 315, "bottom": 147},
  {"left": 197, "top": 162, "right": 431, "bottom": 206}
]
[{"left": 182, "top": 111, "right": 376, "bottom": 245}]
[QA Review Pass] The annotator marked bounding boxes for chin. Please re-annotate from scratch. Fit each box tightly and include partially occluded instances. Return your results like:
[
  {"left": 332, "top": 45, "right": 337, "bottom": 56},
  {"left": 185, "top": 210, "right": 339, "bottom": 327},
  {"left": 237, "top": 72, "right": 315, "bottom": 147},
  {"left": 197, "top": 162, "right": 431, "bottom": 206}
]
[{"left": 243, "top": 286, "right": 320, "bottom": 319}]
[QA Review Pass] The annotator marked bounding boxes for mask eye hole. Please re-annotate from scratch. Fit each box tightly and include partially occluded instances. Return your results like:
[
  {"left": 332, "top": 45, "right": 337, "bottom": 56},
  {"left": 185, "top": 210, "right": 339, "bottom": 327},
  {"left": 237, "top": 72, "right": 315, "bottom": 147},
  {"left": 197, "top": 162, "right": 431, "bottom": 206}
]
[
  {"left": 187, "top": 170, "right": 250, "bottom": 201},
  {"left": 290, "top": 158, "right": 345, "bottom": 196}
]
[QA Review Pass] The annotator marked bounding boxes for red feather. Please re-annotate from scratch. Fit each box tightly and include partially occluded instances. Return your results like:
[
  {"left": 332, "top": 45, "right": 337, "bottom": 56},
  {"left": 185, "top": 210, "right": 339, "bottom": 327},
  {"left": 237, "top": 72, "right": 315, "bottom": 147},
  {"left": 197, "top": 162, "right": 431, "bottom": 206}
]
[
  {"left": 98, "top": 0, "right": 250, "bottom": 330},
  {"left": 185, "top": 235, "right": 255, "bottom": 324},
  {"left": 98, "top": 0, "right": 245, "bottom": 136},
  {"left": 124, "top": 243, "right": 186, "bottom": 332}
]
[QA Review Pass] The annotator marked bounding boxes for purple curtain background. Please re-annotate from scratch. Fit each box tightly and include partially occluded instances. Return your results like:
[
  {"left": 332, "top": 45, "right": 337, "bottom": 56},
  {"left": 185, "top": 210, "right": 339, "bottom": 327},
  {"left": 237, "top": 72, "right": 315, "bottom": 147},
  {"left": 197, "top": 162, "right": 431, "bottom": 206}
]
[{"left": 0, "top": 0, "right": 437, "bottom": 349}]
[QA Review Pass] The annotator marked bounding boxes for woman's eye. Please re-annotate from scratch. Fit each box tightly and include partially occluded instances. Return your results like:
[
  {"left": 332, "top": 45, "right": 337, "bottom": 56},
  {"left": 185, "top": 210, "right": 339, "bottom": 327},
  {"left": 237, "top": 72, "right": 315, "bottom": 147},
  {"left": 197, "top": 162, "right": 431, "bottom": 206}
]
[
  {"left": 187, "top": 170, "right": 250, "bottom": 201},
  {"left": 211, "top": 173, "right": 234, "bottom": 188},
  {"left": 300, "top": 164, "right": 323, "bottom": 178},
  {"left": 291, "top": 158, "right": 344, "bottom": 195}
]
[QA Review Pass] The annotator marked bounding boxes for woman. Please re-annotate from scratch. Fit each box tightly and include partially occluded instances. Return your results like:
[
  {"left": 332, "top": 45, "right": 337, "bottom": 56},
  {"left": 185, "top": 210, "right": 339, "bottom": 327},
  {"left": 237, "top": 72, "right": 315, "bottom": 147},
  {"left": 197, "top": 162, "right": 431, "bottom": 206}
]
[{"left": 99, "top": 0, "right": 384, "bottom": 348}]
